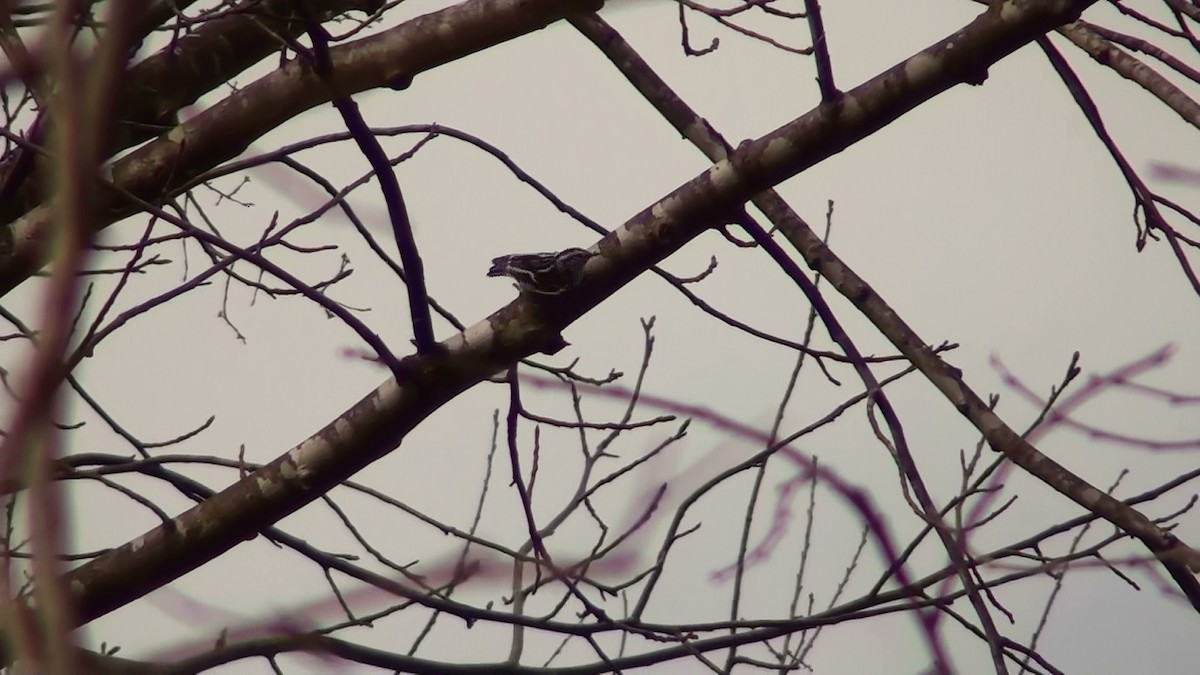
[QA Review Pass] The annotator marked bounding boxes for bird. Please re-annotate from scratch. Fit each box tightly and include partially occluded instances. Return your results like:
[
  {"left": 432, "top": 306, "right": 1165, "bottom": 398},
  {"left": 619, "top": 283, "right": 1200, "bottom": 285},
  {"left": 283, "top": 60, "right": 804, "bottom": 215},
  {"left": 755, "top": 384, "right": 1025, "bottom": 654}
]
[{"left": 487, "top": 247, "right": 597, "bottom": 295}]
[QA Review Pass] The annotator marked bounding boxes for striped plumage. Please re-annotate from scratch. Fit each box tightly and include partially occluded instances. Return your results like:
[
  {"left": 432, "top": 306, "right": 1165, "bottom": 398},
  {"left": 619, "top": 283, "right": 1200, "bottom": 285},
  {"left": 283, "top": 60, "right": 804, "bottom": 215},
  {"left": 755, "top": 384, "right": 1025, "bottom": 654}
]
[{"left": 487, "top": 247, "right": 596, "bottom": 295}]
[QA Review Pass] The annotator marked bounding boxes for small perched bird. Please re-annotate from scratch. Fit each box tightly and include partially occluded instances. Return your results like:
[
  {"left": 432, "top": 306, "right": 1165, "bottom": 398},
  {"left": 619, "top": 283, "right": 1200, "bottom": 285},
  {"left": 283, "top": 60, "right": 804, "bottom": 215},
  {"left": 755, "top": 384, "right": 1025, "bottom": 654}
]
[{"left": 488, "top": 247, "right": 596, "bottom": 295}]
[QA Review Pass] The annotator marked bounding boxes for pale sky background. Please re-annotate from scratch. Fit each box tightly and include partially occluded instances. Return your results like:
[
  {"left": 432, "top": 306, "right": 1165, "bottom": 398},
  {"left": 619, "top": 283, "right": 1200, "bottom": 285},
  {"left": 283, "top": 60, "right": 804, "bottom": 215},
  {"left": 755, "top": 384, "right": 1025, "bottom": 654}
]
[{"left": 4, "top": 0, "right": 1200, "bottom": 673}]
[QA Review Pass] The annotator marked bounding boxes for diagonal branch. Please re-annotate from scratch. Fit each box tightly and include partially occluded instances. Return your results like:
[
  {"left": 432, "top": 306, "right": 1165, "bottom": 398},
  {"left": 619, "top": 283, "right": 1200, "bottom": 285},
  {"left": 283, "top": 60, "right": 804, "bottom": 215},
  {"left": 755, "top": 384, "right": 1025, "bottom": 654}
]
[
  {"left": 0, "top": 0, "right": 606, "bottom": 299},
  {"left": 575, "top": 0, "right": 1200, "bottom": 613},
  {"left": 298, "top": 8, "right": 438, "bottom": 352},
  {"left": 573, "top": 14, "right": 1008, "bottom": 666},
  {"left": 801, "top": 0, "right": 838, "bottom": 100},
  {"left": 43, "top": 0, "right": 1128, "bottom": 641},
  {"left": 0, "top": 0, "right": 383, "bottom": 228}
]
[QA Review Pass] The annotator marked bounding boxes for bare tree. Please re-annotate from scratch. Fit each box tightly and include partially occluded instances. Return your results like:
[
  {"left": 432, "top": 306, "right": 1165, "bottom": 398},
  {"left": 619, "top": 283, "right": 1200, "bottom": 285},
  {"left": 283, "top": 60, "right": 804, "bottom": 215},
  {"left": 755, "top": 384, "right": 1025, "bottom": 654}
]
[{"left": 1, "top": 0, "right": 1199, "bottom": 673}]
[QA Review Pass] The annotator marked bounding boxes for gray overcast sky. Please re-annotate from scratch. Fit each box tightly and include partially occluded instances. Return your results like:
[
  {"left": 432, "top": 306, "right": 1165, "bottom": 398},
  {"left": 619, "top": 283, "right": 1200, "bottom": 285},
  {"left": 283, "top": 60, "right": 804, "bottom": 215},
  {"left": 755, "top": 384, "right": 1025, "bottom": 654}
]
[{"left": 4, "top": 1, "right": 1200, "bottom": 673}]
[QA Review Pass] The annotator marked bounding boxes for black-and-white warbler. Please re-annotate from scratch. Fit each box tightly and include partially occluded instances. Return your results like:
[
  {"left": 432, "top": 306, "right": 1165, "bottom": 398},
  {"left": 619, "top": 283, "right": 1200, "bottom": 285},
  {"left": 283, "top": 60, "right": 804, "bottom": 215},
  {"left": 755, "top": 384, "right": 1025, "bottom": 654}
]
[{"left": 487, "top": 247, "right": 597, "bottom": 295}]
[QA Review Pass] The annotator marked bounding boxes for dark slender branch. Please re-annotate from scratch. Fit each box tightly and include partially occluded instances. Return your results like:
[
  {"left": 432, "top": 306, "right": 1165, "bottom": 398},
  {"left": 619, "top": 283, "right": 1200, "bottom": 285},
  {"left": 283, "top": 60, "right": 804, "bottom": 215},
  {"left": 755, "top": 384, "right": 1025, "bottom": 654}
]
[
  {"left": 297, "top": 8, "right": 437, "bottom": 353},
  {"left": 740, "top": 223, "right": 990, "bottom": 674},
  {"left": 1037, "top": 35, "right": 1200, "bottom": 296},
  {"left": 802, "top": 0, "right": 838, "bottom": 100}
]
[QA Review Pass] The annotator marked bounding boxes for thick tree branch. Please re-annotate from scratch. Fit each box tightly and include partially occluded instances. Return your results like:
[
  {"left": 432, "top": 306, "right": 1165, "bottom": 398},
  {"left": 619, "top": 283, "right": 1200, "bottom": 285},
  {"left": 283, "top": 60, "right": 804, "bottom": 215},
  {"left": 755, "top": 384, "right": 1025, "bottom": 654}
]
[
  {"left": 573, "top": 2, "right": 1200, "bottom": 611},
  {"left": 46, "top": 0, "right": 1121, "bottom": 639},
  {"left": 0, "top": 0, "right": 383, "bottom": 228},
  {"left": 0, "top": 0, "right": 606, "bottom": 299},
  {"left": 574, "top": 14, "right": 1008, "bottom": 672}
]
